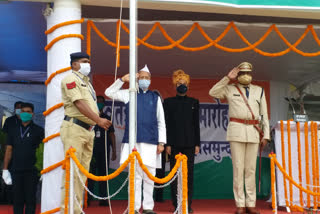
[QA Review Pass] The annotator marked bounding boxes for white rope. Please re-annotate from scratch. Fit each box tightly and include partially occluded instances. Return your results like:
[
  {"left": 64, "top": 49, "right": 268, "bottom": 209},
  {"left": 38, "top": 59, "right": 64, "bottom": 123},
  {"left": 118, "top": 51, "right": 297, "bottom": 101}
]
[
  {"left": 75, "top": 164, "right": 128, "bottom": 200},
  {"left": 173, "top": 202, "right": 182, "bottom": 214},
  {"left": 104, "top": 1, "right": 124, "bottom": 214},
  {"left": 133, "top": 162, "right": 180, "bottom": 188},
  {"left": 153, "top": 168, "right": 180, "bottom": 188},
  {"left": 283, "top": 192, "right": 320, "bottom": 211},
  {"left": 122, "top": 207, "right": 129, "bottom": 214},
  {"left": 283, "top": 197, "right": 320, "bottom": 212},
  {"left": 110, "top": 0, "right": 124, "bottom": 123},
  {"left": 74, "top": 193, "right": 85, "bottom": 214},
  {"left": 104, "top": 131, "right": 112, "bottom": 213},
  {"left": 173, "top": 165, "right": 184, "bottom": 214},
  {"left": 304, "top": 183, "right": 320, "bottom": 188}
]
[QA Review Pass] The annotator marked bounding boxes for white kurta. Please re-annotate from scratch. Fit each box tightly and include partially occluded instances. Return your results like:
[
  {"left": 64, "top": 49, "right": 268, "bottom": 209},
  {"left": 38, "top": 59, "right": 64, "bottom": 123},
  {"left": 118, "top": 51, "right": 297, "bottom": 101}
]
[{"left": 105, "top": 78, "right": 166, "bottom": 168}]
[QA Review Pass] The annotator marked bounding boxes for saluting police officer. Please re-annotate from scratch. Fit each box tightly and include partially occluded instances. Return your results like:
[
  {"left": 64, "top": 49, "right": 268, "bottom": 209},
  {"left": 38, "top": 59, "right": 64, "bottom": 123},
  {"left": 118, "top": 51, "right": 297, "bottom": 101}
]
[
  {"left": 209, "top": 62, "right": 270, "bottom": 214},
  {"left": 60, "top": 52, "right": 111, "bottom": 214}
]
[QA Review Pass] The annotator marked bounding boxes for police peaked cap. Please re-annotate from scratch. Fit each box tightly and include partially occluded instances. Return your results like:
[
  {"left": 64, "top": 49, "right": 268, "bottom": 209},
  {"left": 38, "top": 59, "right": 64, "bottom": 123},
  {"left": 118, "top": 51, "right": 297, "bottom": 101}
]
[
  {"left": 70, "top": 52, "right": 90, "bottom": 64},
  {"left": 238, "top": 62, "right": 252, "bottom": 72}
]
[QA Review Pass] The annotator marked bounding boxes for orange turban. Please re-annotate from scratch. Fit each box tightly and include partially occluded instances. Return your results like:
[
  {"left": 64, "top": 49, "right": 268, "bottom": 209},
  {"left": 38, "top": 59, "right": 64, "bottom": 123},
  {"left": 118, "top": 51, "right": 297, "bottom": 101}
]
[{"left": 172, "top": 69, "right": 190, "bottom": 85}]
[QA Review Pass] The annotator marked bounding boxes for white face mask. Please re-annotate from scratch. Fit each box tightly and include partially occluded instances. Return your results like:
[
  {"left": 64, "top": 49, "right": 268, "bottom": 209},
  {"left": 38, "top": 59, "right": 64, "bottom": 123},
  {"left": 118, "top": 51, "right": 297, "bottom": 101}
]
[
  {"left": 78, "top": 63, "right": 91, "bottom": 76},
  {"left": 138, "top": 79, "right": 151, "bottom": 91},
  {"left": 237, "top": 74, "right": 252, "bottom": 85},
  {"left": 15, "top": 109, "right": 21, "bottom": 115}
]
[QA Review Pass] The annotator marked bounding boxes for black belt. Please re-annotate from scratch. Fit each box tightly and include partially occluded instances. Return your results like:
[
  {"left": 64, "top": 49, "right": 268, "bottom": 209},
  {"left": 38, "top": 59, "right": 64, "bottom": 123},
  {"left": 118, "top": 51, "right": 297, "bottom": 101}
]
[{"left": 64, "top": 116, "right": 94, "bottom": 131}]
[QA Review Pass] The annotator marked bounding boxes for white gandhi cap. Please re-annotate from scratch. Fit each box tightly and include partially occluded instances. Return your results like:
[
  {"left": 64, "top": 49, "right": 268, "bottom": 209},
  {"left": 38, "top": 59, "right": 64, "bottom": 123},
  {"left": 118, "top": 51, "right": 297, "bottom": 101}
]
[{"left": 139, "top": 64, "right": 150, "bottom": 73}]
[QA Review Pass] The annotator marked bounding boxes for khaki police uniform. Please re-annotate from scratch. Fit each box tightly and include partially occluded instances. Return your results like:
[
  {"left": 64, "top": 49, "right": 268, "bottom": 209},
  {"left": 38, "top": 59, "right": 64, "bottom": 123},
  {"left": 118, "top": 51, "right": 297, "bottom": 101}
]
[
  {"left": 209, "top": 76, "right": 270, "bottom": 208},
  {"left": 60, "top": 71, "right": 98, "bottom": 214}
]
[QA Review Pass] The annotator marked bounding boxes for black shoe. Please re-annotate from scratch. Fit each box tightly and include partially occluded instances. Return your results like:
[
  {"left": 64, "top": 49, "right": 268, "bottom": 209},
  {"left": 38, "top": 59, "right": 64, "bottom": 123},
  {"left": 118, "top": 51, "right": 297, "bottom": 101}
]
[
  {"left": 99, "top": 200, "right": 109, "bottom": 206},
  {"left": 188, "top": 207, "right": 194, "bottom": 213},
  {"left": 155, "top": 198, "right": 164, "bottom": 202},
  {"left": 142, "top": 210, "right": 157, "bottom": 214},
  {"left": 173, "top": 205, "right": 177, "bottom": 212}
]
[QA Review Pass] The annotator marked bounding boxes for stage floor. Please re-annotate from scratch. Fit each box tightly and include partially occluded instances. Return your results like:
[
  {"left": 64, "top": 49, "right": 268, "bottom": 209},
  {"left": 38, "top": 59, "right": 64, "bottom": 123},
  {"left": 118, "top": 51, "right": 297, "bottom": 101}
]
[{"left": 0, "top": 199, "right": 293, "bottom": 214}]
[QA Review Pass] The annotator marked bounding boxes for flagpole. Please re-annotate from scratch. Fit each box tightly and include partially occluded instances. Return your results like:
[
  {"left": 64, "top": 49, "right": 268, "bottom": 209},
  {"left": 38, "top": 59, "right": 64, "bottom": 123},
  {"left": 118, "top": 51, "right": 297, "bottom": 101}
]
[
  {"left": 129, "top": 0, "right": 137, "bottom": 154},
  {"left": 129, "top": 0, "right": 137, "bottom": 212}
]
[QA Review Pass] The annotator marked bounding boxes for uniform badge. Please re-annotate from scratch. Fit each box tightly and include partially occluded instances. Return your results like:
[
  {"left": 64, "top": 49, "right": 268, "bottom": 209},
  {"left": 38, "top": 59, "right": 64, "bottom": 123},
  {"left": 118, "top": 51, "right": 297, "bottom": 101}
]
[
  {"left": 66, "top": 81, "right": 76, "bottom": 89},
  {"left": 96, "top": 130, "right": 100, "bottom": 138}
]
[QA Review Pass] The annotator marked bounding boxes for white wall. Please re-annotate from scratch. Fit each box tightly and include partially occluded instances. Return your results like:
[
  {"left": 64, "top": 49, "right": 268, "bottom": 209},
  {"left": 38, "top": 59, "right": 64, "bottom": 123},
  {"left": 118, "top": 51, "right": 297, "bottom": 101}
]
[{"left": 269, "top": 80, "right": 289, "bottom": 128}]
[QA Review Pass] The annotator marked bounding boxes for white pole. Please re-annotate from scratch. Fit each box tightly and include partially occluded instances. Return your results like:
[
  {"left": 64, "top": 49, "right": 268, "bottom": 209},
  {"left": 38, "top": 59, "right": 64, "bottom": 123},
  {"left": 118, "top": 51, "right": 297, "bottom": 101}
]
[
  {"left": 42, "top": 0, "right": 81, "bottom": 212},
  {"left": 129, "top": 0, "right": 137, "bottom": 152},
  {"left": 129, "top": 0, "right": 137, "bottom": 213},
  {"left": 69, "top": 158, "right": 74, "bottom": 214},
  {"left": 105, "top": 131, "right": 112, "bottom": 213}
]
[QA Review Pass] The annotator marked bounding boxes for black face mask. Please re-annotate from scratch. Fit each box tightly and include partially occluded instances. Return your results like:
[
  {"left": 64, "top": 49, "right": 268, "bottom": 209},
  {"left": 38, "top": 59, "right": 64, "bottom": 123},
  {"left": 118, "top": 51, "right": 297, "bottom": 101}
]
[{"left": 176, "top": 84, "right": 188, "bottom": 94}]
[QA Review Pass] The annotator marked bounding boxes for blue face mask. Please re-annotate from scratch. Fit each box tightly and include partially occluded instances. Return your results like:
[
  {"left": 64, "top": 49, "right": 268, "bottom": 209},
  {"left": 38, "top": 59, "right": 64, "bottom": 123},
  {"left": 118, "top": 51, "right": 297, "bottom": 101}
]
[
  {"left": 138, "top": 79, "right": 150, "bottom": 91},
  {"left": 15, "top": 109, "right": 21, "bottom": 115},
  {"left": 20, "top": 112, "right": 33, "bottom": 122}
]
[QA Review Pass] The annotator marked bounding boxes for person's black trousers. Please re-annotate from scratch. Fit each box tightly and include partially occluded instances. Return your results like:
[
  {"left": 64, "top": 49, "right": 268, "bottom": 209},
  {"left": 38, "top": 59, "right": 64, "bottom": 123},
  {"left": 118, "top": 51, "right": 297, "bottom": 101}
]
[
  {"left": 12, "top": 170, "right": 38, "bottom": 214},
  {"left": 170, "top": 146, "right": 195, "bottom": 208},
  {"left": 154, "top": 149, "right": 166, "bottom": 202}
]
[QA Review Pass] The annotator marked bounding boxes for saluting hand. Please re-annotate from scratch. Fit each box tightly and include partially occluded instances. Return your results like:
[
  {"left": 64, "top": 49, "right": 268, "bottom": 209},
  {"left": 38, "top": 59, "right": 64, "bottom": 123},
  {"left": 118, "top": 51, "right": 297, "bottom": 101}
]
[
  {"left": 227, "top": 67, "right": 240, "bottom": 80},
  {"left": 121, "top": 73, "right": 139, "bottom": 83},
  {"left": 97, "top": 118, "right": 112, "bottom": 130}
]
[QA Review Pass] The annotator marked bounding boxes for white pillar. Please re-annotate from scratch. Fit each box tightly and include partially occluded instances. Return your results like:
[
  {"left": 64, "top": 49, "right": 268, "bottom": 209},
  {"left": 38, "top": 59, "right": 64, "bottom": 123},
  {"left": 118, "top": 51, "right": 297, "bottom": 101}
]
[{"left": 41, "top": 0, "right": 81, "bottom": 213}]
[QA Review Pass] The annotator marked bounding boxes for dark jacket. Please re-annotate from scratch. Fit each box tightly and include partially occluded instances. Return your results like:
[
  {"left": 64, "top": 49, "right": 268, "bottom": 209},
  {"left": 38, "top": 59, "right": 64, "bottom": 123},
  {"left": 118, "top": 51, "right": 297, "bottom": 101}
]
[
  {"left": 2, "top": 115, "right": 20, "bottom": 134},
  {"left": 6, "top": 121, "right": 44, "bottom": 172},
  {"left": 163, "top": 95, "right": 200, "bottom": 148}
]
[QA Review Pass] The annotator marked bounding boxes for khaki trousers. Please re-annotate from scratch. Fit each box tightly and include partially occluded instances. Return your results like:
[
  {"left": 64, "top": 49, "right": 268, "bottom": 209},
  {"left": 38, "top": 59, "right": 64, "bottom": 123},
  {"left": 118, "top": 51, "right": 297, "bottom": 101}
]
[
  {"left": 229, "top": 141, "right": 259, "bottom": 208},
  {"left": 60, "top": 120, "right": 95, "bottom": 214}
]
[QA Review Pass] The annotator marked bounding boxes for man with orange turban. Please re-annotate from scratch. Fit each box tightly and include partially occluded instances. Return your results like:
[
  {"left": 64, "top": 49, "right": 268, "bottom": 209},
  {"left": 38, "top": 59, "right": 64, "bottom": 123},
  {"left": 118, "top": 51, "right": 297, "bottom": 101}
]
[{"left": 163, "top": 70, "right": 200, "bottom": 213}]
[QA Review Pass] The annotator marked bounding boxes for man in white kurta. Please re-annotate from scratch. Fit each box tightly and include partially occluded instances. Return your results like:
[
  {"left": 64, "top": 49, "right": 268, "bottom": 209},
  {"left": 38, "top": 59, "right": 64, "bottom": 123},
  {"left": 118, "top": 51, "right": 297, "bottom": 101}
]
[
  {"left": 209, "top": 62, "right": 270, "bottom": 214},
  {"left": 105, "top": 65, "right": 166, "bottom": 214}
]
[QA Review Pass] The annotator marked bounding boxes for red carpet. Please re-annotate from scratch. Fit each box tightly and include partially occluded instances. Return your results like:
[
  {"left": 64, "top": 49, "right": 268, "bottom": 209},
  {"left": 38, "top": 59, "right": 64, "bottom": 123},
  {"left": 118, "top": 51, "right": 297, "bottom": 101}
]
[{"left": 0, "top": 200, "right": 294, "bottom": 214}]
